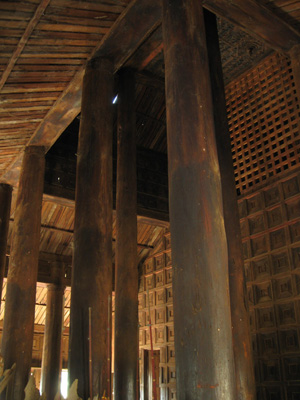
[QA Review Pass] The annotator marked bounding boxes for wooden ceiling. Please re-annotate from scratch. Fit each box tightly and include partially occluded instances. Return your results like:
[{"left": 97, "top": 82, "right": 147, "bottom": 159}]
[
  {"left": 5, "top": 190, "right": 168, "bottom": 270},
  {"left": 1, "top": 0, "right": 300, "bottom": 270},
  {"left": 0, "top": 0, "right": 131, "bottom": 179},
  {"left": 0, "top": 281, "right": 72, "bottom": 327}
]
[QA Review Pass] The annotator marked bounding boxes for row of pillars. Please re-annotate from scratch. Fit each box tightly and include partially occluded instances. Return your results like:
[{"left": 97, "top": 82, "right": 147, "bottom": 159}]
[
  {"left": 5, "top": 1, "right": 300, "bottom": 399},
  {"left": 0, "top": 147, "right": 66, "bottom": 400}
]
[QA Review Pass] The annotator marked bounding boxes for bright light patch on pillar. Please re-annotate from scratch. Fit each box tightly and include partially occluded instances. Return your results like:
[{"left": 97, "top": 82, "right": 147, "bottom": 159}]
[{"left": 112, "top": 94, "right": 118, "bottom": 104}]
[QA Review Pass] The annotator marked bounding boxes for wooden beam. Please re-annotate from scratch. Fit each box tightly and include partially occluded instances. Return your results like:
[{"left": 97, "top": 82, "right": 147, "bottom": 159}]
[
  {"left": 125, "top": 25, "right": 164, "bottom": 71},
  {"left": 202, "top": 0, "right": 300, "bottom": 53},
  {"left": 129, "top": 0, "right": 300, "bottom": 65},
  {"left": 1, "top": 0, "right": 162, "bottom": 186},
  {"left": 92, "top": 0, "right": 161, "bottom": 70}
]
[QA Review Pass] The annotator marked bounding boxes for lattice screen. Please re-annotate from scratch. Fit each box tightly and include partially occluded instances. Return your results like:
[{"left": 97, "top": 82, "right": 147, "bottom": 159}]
[{"left": 226, "top": 53, "right": 300, "bottom": 195}]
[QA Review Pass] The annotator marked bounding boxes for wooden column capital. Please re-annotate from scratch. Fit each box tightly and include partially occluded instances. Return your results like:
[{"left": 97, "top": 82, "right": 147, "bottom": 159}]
[
  {"left": 0, "top": 182, "right": 13, "bottom": 191},
  {"left": 24, "top": 145, "right": 45, "bottom": 156},
  {"left": 86, "top": 56, "right": 113, "bottom": 71}
]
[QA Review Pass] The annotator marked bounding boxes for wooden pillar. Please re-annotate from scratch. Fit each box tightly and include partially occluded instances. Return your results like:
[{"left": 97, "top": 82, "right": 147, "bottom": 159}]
[
  {"left": 114, "top": 68, "right": 138, "bottom": 400},
  {"left": 204, "top": 10, "right": 256, "bottom": 399},
  {"left": 1, "top": 146, "right": 45, "bottom": 400},
  {"left": 162, "top": 1, "right": 236, "bottom": 399},
  {"left": 41, "top": 263, "right": 65, "bottom": 400},
  {"left": 0, "top": 183, "right": 12, "bottom": 301},
  {"left": 68, "top": 57, "right": 113, "bottom": 399},
  {"left": 289, "top": 45, "right": 300, "bottom": 104}
]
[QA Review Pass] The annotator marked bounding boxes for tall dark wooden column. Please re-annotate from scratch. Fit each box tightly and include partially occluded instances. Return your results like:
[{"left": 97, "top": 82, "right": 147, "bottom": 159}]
[
  {"left": 41, "top": 263, "right": 65, "bottom": 400},
  {"left": 114, "top": 69, "right": 138, "bottom": 400},
  {"left": 68, "top": 57, "right": 114, "bottom": 399},
  {"left": 1, "top": 146, "right": 45, "bottom": 400},
  {"left": 162, "top": 1, "right": 236, "bottom": 398},
  {"left": 204, "top": 10, "right": 255, "bottom": 399},
  {"left": 290, "top": 45, "right": 300, "bottom": 104},
  {"left": 0, "top": 183, "right": 12, "bottom": 301}
]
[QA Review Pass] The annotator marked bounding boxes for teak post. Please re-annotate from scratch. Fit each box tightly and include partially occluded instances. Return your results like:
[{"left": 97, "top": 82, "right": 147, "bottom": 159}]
[
  {"left": 68, "top": 57, "right": 113, "bottom": 399},
  {"left": 41, "top": 263, "right": 65, "bottom": 400},
  {"left": 204, "top": 10, "right": 256, "bottom": 400},
  {"left": 162, "top": 1, "right": 236, "bottom": 398},
  {"left": 114, "top": 69, "right": 138, "bottom": 400},
  {"left": 1, "top": 146, "right": 45, "bottom": 400},
  {"left": 0, "top": 183, "right": 12, "bottom": 302},
  {"left": 289, "top": 44, "right": 300, "bottom": 106}
]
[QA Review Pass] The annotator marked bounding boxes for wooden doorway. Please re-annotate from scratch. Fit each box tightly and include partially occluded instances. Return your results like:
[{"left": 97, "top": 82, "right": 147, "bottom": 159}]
[{"left": 144, "top": 349, "right": 160, "bottom": 400}]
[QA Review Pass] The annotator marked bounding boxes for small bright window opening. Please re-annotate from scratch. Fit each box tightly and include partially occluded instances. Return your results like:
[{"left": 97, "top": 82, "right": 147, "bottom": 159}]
[
  {"left": 112, "top": 94, "right": 118, "bottom": 104},
  {"left": 61, "top": 369, "right": 68, "bottom": 399}
]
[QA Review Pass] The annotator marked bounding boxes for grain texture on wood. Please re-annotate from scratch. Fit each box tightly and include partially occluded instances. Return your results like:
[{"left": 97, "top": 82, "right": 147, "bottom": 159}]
[
  {"left": 114, "top": 68, "right": 138, "bottom": 400},
  {"left": 1, "top": 146, "right": 45, "bottom": 400},
  {"left": 0, "top": 183, "right": 12, "bottom": 302},
  {"left": 41, "top": 264, "right": 64, "bottom": 400},
  {"left": 162, "top": 1, "right": 236, "bottom": 398},
  {"left": 204, "top": 9, "right": 256, "bottom": 400},
  {"left": 68, "top": 57, "right": 113, "bottom": 399}
]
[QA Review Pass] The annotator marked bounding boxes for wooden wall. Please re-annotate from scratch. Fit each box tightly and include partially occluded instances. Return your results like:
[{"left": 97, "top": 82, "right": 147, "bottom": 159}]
[
  {"left": 226, "top": 52, "right": 300, "bottom": 196},
  {"left": 138, "top": 168, "right": 300, "bottom": 400},
  {"left": 241, "top": 171, "right": 300, "bottom": 399},
  {"left": 138, "top": 232, "right": 175, "bottom": 400}
]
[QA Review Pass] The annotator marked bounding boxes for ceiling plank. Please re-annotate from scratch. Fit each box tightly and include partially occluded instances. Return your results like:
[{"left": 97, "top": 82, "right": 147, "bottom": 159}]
[
  {"left": 0, "top": 0, "right": 51, "bottom": 92},
  {"left": 42, "top": 193, "right": 169, "bottom": 228}
]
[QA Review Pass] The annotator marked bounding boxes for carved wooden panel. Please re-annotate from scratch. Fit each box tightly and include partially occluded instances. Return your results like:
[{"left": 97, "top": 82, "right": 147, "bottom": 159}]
[
  {"left": 241, "top": 171, "right": 300, "bottom": 398},
  {"left": 226, "top": 53, "right": 300, "bottom": 195},
  {"left": 139, "top": 232, "right": 176, "bottom": 399}
]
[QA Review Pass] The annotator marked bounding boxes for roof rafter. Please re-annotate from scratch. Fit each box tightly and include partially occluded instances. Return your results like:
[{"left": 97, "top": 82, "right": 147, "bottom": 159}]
[{"left": 203, "top": 0, "right": 300, "bottom": 53}]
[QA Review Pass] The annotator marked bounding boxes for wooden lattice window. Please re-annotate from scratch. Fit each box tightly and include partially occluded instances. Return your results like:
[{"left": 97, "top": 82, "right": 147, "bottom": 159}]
[{"left": 226, "top": 53, "right": 300, "bottom": 195}]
